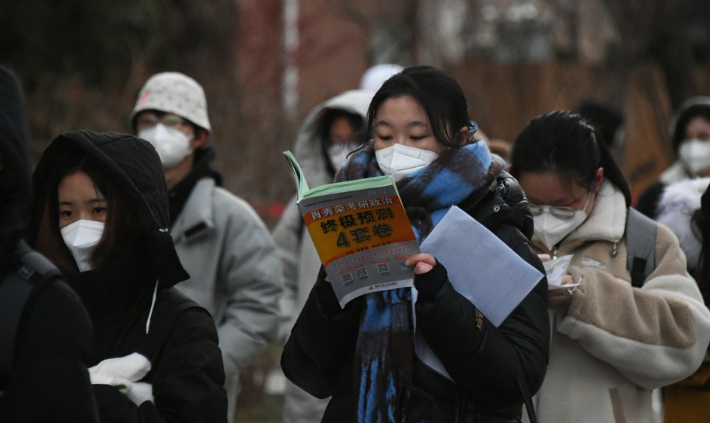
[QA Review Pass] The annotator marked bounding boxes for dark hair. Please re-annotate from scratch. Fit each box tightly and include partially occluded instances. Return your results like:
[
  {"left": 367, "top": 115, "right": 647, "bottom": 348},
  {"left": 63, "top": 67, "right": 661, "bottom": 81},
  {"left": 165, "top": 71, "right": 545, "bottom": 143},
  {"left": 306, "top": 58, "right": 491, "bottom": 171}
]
[
  {"left": 31, "top": 148, "right": 139, "bottom": 276},
  {"left": 366, "top": 65, "right": 471, "bottom": 147},
  {"left": 320, "top": 109, "right": 367, "bottom": 175},
  {"left": 577, "top": 98, "right": 624, "bottom": 148},
  {"left": 671, "top": 101, "right": 710, "bottom": 154},
  {"left": 510, "top": 110, "right": 632, "bottom": 206}
]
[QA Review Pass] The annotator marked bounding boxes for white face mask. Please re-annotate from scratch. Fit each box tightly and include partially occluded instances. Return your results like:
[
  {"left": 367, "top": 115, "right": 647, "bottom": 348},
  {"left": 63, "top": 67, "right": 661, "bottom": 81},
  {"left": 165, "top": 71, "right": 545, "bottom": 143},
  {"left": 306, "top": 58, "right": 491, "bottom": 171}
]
[
  {"left": 531, "top": 191, "right": 593, "bottom": 251},
  {"left": 60, "top": 220, "right": 105, "bottom": 272},
  {"left": 533, "top": 210, "right": 587, "bottom": 251},
  {"left": 679, "top": 139, "right": 710, "bottom": 176},
  {"left": 326, "top": 142, "right": 359, "bottom": 171},
  {"left": 138, "top": 124, "right": 193, "bottom": 169},
  {"left": 375, "top": 143, "right": 439, "bottom": 182}
]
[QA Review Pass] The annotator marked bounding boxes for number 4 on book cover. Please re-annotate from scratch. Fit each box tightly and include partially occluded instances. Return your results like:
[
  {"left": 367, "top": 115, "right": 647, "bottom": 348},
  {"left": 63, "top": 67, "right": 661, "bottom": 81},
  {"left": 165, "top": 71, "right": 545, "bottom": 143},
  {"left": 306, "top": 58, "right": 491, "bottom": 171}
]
[{"left": 283, "top": 150, "right": 420, "bottom": 307}]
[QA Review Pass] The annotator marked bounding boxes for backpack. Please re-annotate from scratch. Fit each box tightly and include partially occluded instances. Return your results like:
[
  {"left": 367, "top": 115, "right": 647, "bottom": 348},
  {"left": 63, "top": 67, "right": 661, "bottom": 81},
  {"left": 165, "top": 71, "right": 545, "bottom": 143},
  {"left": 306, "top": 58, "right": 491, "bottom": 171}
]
[
  {"left": 0, "top": 241, "right": 62, "bottom": 391},
  {"left": 625, "top": 208, "right": 657, "bottom": 287}
]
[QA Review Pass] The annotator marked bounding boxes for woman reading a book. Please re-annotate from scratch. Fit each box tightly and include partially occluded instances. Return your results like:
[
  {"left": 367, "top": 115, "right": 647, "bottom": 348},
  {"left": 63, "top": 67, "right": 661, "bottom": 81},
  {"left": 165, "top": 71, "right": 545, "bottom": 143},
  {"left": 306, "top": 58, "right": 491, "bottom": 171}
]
[
  {"left": 508, "top": 110, "right": 710, "bottom": 422},
  {"left": 281, "top": 65, "right": 550, "bottom": 423},
  {"left": 28, "top": 131, "right": 228, "bottom": 422}
]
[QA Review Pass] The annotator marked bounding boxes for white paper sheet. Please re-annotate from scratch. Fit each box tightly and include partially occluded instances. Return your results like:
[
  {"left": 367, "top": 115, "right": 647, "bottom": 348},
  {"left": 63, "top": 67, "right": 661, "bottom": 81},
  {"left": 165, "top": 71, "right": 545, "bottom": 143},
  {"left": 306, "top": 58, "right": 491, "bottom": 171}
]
[
  {"left": 543, "top": 255, "right": 581, "bottom": 290},
  {"left": 414, "top": 206, "right": 544, "bottom": 380},
  {"left": 419, "top": 206, "right": 544, "bottom": 326}
]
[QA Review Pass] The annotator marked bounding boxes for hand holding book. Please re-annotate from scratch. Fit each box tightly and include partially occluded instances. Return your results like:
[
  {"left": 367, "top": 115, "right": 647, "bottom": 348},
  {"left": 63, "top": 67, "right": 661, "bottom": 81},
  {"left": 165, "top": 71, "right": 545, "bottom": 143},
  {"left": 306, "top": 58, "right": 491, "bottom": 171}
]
[{"left": 283, "top": 150, "right": 421, "bottom": 307}]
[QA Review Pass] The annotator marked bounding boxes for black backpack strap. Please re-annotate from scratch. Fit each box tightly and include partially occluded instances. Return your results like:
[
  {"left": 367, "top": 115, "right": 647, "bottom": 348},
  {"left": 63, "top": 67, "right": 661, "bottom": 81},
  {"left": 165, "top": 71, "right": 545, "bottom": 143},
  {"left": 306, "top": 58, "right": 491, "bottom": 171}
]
[
  {"left": 518, "top": 373, "right": 537, "bottom": 423},
  {"left": 0, "top": 268, "right": 35, "bottom": 384},
  {"left": 0, "top": 241, "right": 63, "bottom": 387},
  {"left": 625, "top": 209, "right": 657, "bottom": 288}
]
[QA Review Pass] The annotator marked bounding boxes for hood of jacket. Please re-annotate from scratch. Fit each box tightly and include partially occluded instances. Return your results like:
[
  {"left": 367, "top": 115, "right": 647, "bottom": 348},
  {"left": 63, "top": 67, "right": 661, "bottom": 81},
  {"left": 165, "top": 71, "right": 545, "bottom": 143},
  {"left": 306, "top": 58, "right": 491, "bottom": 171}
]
[
  {"left": 656, "top": 177, "right": 710, "bottom": 273},
  {"left": 670, "top": 96, "right": 710, "bottom": 155},
  {"left": 0, "top": 67, "right": 32, "bottom": 265},
  {"left": 32, "top": 130, "right": 189, "bottom": 288},
  {"left": 293, "top": 90, "right": 372, "bottom": 188},
  {"left": 459, "top": 170, "right": 534, "bottom": 240}
]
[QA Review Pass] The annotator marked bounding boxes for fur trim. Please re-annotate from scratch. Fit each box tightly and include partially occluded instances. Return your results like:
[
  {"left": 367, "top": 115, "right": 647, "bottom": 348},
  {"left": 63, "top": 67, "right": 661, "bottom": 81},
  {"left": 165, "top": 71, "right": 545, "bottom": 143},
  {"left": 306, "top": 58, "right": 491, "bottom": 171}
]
[{"left": 657, "top": 177, "right": 710, "bottom": 272}]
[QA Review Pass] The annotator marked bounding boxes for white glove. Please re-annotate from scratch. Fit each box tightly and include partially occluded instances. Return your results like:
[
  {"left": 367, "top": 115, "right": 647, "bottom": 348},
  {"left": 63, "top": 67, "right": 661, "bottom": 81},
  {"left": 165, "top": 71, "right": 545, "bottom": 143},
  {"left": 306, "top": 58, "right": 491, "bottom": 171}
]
[{"left": 89, "top": 353, "right": 154, "bottom": 405}]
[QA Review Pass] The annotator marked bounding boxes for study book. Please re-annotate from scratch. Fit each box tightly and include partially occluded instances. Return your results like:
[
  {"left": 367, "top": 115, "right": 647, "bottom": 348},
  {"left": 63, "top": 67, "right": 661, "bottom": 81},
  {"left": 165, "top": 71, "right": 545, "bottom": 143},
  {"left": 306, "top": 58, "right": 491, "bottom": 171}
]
[{"left": 283, "top": 150, "right": 420, "bottom": 307}]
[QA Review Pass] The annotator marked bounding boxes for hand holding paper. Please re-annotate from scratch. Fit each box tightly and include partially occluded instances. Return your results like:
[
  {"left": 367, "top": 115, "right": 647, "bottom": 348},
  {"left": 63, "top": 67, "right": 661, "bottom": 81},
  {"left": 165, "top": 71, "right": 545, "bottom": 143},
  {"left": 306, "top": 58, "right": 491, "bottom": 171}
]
[
  {"left": 405, "top": 253, "right": 436, "bottom": 274},
  {"left": 543, "top": 255, "right": 581, "bottom": 290},
  {"left": 543, "top": 255, "right": 582, "bottom": 315},
  {"left": 414, "top": 206, "right": 544, "bottom": 381}
]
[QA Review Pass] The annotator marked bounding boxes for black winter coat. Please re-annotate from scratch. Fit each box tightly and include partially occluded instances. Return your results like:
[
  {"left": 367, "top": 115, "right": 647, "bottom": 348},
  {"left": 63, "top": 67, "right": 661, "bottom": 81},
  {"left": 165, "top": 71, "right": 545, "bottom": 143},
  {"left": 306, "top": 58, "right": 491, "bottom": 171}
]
[
  {"left": 0, "top": 243, "right": 98, "bottom": 423},
  {"left": 30, "top": 131, "right": 228, "bottom": 423},
  {"left": 281, "top": 173, "right": 549, "bottom": 423},
  {"left": 0, "top": 67, "right": 98, "bottom": 423}
]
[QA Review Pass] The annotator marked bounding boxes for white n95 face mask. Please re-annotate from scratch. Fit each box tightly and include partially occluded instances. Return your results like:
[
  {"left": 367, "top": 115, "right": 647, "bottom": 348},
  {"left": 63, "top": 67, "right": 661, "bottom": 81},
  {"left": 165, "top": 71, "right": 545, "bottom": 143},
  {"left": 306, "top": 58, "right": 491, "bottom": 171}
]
[
  {"left": 327, "top": 142, "right": 359, "bottom": 171},
  {"left": 60, "top": 220, "right": 105, "bottom": 272},
  {"left": 375, "top": 143, "right": 439, "bottom": 182},
  {"left": 138, "top": 124, "right": 193, "bottom": 169},
  {"left": 679, "top": 139, "right": 710, "bottom": 176},
  {"left": 532, "top": 208, "right": 587, "bottom": 251}
]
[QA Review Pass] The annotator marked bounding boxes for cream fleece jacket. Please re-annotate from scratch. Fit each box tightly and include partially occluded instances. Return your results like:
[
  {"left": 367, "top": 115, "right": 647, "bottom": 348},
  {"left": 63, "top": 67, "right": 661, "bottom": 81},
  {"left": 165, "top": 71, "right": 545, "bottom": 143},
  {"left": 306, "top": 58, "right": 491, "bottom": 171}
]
[{"left": 524, "top": 179, "right": 710, "bottom": 423}]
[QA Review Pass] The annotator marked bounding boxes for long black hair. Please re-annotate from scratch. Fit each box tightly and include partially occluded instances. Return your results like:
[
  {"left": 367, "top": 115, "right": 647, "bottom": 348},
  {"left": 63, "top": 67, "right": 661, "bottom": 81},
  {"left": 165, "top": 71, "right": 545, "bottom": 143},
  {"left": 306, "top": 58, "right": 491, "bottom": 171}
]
[
  {"left": 366, "top": 65, "right": 471, "bottom": 147},
  {"left": 510, "top": 110, "right": 632, "bottom": 207}
]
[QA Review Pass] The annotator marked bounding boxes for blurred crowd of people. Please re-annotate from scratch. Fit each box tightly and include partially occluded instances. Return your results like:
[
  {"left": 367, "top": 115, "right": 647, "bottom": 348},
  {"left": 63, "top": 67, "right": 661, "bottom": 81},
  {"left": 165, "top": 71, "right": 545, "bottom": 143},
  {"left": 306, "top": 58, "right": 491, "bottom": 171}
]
[{"left": 2, "top": 61, "right": 710, "bottom": 423}]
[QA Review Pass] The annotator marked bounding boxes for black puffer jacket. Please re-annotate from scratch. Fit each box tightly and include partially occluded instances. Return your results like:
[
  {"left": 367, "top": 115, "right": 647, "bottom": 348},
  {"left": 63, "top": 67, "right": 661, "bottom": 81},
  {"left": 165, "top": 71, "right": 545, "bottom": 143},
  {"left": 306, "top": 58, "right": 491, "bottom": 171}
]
[
  {"left": 30, "top": 131, "right": 227, "bottom": 423},
  {"left": 281, "top": 173, "right": 549, "bottom": 423},
  {"left": 0, "top": 67, "right": 98, "bottom": 422}
]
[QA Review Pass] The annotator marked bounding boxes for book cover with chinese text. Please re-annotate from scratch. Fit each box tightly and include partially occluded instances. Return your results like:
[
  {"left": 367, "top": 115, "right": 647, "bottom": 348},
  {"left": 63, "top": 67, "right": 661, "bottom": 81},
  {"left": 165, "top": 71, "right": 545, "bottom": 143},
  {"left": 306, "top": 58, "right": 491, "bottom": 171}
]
[{"left": 284, "top": 150, "right": 420, "bottom": 307}]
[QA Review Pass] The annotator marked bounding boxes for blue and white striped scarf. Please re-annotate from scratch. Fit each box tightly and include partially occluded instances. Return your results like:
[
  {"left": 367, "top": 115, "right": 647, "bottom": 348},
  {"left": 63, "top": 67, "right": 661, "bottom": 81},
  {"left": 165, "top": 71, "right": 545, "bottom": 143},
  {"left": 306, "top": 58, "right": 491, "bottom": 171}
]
[{"left": 336, "top": 140, "right": 504, "bottom": 423}]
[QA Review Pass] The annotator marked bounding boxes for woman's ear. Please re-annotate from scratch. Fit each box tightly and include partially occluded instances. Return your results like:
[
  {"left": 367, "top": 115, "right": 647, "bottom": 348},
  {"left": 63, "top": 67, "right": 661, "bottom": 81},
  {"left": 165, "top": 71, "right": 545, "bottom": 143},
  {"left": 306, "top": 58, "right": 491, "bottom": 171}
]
[
  {"left": 593, "top": 167, "right": 604, "bottom": 193},
  {"left": 455, "top": 126, "right": 469, "bottom": 145}
]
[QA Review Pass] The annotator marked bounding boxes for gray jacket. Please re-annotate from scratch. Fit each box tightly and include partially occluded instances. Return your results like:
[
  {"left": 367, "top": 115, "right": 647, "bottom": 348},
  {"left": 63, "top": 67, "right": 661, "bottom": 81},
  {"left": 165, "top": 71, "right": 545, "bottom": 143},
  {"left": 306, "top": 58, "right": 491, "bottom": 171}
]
[
  {"left": 172, "top": 177, "right": 283, "bottom": 389},
  {"left": 272, "top": 89, "right": 373, "bottom": 343},
  {"left": 272, "top": 89, "right": 372, "bottom": 423}
]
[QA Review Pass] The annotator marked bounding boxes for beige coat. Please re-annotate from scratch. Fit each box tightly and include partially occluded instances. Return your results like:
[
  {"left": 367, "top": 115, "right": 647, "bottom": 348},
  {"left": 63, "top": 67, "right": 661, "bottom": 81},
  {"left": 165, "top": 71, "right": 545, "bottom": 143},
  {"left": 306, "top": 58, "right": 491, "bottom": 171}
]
[{"left": 525, "top": 180, "right": 710, "bottom": 423}]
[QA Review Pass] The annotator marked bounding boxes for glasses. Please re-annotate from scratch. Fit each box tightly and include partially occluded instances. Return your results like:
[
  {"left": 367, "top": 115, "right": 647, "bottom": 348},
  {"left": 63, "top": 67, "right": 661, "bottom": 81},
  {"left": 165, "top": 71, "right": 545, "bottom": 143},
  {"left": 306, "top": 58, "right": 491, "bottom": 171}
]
[
  {"left": 529, "top": 189, "right": 594, "bottom": 220},
  {"left": 136, "top": 112, "right": 186, "bottom": 129}
]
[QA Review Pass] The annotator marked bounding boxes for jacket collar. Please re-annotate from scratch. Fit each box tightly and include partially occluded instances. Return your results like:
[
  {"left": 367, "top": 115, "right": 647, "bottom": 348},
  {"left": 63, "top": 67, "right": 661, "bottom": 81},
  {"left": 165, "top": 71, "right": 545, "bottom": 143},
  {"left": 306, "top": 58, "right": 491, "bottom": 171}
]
[
  {"left": 170, "top": 178, "right": 215, "bottom": 242},
  {"left": 660, "top": 161, "right": 691, "bottom": 185},
  {"left": 564, "top": 179, "right": 627, "bottom": 246}
]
